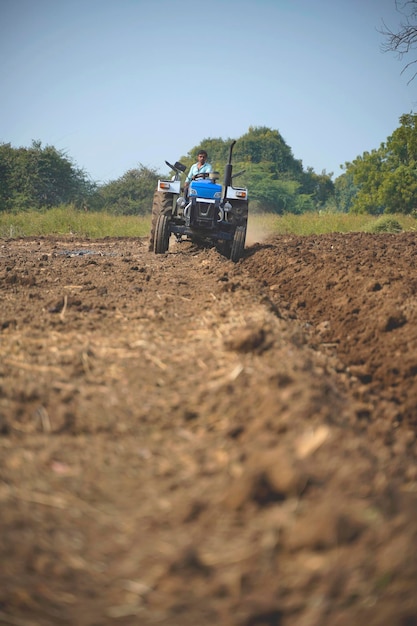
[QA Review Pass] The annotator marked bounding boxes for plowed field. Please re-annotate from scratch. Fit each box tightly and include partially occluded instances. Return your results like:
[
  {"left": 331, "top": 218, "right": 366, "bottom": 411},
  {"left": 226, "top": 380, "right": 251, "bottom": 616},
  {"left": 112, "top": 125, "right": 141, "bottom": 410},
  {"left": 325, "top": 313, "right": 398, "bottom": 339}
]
[{"left": 1, "top": 232, "right": 417, "bottom": 626}]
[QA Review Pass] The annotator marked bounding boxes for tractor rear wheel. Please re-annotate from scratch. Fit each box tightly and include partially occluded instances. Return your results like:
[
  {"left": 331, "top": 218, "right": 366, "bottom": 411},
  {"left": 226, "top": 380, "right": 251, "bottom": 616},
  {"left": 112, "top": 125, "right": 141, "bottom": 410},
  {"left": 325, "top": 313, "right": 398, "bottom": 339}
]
[
  {"left": 154, "top": 214, "right": 171, "bottom": 254},
  {"left": 230, "top": 224, "right": 247, "bottom": 262}
]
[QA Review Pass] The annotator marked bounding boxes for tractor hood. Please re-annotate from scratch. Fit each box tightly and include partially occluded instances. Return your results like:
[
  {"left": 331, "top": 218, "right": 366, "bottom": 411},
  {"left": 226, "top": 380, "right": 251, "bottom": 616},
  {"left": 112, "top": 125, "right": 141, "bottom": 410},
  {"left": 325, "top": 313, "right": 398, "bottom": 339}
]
[{"left": 189, "top": 179, "right": 222, "bottom": 200}]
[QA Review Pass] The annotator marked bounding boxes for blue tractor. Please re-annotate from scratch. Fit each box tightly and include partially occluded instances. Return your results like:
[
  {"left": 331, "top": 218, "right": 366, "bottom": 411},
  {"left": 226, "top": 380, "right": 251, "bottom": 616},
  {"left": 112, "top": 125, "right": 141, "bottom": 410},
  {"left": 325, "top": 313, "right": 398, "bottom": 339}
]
[{"left": 151, "top": 141, "right": 248, "bottom": 262}]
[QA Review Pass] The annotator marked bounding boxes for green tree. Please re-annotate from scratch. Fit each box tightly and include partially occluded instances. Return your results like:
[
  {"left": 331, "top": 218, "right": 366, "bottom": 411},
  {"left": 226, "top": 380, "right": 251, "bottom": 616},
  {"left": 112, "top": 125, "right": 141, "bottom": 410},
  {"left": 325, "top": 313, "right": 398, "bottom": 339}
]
[
  {"left": 189, "top": 127, "right": 304, "bottom": 178},
  {"left": 344, "top": 148, "right": 386, "bottom": 214},
  {"left": 380, "top": 164, "right": 417, "bottom": 213},
  {"left": 246, "top": 164, "right": 298, "bottom": 213},
  {"left": 234, "top": 126, "right": 304, "bottom": 178},
  {"left": 92, "top": 165, "right": 159, "bottom": 215},
  {"left": 0, "top": 143, "right": 14, "bottom": 211},
  {"left": 345, "top": 113, "right": 417, "bottom": 214},
  {"left": 334, "top": 171, "right": 358, "bottom": 213},
  {"left": 0, "top": 141, "right": 94, "bottom": 211},
  {"left": 386, "top": 112, "right": 417, "bottom": 163},
  {"left": 301, "top": 167, "right": 335, "bottom": 208},
  {"left": 239, "top": 162, "right": 315, "bottom": 214}
]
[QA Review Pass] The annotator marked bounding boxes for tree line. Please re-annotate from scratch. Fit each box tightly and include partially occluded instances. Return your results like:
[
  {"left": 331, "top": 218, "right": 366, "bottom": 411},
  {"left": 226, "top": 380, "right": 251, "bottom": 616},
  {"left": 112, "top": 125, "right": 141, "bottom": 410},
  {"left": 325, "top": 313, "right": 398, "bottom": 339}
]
[
  {"left": 2, "top": 118, "right": 417, "bottom": 216},
  {"left": 337, "top": 113, "right": 417, "bottom": 215},
  {"left": 0, "top": 141, "right": 95, "bottom": 212}
]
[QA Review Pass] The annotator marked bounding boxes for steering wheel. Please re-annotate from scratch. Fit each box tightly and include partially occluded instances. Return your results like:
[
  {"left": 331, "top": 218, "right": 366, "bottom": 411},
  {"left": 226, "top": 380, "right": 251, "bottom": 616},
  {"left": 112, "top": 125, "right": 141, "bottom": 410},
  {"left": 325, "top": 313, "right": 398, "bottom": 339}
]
[{"left": 193, "top": 172, "right": 210, "bottom": 180}]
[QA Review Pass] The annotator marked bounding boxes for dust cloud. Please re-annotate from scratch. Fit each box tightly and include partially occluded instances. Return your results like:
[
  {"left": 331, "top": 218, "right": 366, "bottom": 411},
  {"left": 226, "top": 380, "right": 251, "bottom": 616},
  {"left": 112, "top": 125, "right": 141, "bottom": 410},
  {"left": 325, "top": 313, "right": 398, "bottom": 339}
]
[{"left": 245, "top": 216, "right": 275, "bottom": 245}]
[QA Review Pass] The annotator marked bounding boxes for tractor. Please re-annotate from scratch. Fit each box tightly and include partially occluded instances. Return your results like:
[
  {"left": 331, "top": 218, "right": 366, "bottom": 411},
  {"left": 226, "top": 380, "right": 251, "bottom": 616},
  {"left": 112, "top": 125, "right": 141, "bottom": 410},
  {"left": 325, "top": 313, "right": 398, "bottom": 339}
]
[{"left": 150, "top": 141, "right": 248, "bottom": 262}]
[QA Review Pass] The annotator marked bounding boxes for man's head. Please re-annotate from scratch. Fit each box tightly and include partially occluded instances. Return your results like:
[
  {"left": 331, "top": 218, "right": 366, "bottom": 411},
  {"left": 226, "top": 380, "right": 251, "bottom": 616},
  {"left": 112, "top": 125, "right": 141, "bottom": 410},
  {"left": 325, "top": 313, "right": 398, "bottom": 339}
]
[{"left": 197, "top": 150, "right": 208, "bottom": 162}]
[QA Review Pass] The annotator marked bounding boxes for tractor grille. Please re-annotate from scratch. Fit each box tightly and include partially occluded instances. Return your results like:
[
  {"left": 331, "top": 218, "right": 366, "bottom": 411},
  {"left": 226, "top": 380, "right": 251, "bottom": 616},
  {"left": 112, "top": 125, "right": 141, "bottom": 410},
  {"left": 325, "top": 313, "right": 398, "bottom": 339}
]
[{"left": 196, "top": 202, "right": 216, "bottom": 219}]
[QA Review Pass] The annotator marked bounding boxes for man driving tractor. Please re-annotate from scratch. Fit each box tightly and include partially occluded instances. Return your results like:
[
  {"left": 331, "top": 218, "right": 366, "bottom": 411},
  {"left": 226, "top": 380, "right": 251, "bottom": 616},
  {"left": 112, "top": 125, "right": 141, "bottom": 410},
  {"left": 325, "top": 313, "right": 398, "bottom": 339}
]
[
  {"left": 148, "top": 150, "right": 213, "bottom": 250},
  {"left": 183, "top": 150, "right": 213, "bottom": 200}
]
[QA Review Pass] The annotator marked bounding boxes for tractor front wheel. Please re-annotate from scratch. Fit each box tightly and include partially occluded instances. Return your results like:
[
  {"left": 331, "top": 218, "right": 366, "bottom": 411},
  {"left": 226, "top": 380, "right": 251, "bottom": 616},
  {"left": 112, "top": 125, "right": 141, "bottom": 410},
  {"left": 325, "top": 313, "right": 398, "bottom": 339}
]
[{"left": 154, "top": 214, "right": 171, "bottom": 254}]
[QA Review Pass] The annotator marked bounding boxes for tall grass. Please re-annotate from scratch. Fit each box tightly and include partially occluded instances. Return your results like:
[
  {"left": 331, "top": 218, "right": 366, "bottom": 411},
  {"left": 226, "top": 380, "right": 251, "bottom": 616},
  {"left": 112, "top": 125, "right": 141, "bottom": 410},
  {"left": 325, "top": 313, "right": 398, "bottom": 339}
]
[
  {"left": 0, "top": 206, "right": 415, "bottom": 239},
  {"left": 0, "top": 206, "right": 151, "bottom": 238},
  {"left": 247, "top": 212, "right": 417, "bottom": 238}
]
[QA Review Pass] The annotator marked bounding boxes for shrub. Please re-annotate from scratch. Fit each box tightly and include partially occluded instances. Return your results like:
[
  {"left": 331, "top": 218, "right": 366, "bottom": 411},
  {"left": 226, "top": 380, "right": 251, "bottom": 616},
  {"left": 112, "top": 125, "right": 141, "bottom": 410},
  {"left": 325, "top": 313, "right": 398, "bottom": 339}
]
[{"left": 365, "top": 216, "right": 403, "bottom": 233}]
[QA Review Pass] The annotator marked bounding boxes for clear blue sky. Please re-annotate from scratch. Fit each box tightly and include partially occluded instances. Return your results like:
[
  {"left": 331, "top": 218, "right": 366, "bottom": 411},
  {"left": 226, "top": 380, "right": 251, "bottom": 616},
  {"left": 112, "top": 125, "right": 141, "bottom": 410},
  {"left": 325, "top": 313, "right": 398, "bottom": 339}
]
[{"left": 1, "top": 0, "right": 415, "bottom": 183}]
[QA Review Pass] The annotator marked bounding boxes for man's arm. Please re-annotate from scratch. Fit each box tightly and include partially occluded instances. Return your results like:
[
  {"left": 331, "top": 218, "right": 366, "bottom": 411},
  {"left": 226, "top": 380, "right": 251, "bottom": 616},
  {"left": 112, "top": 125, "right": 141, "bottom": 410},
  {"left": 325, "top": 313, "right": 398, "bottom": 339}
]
[{"left": 186, "top": 163, "right": 197, "bottom": 183}]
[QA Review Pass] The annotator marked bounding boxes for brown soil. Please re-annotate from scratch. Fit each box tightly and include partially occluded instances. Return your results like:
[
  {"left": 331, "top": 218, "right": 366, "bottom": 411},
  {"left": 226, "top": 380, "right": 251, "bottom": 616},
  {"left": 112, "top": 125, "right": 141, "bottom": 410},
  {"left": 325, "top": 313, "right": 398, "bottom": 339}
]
[{"left": 1, "top": 231, "right": 417, "bottom": 626}]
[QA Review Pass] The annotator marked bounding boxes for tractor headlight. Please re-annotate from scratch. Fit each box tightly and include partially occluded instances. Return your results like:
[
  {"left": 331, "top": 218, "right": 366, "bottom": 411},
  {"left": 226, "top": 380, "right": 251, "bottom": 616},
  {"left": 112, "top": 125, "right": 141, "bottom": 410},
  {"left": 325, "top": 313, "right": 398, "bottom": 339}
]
[
  {"left": 224, "top": 201, "right": 232, "bottom": 212},
  {"left": 214, "top": 192, "right": 221, "bottom": 199},
  {"left": 190, "top": 188, "right": 197, "bottom": 196}
]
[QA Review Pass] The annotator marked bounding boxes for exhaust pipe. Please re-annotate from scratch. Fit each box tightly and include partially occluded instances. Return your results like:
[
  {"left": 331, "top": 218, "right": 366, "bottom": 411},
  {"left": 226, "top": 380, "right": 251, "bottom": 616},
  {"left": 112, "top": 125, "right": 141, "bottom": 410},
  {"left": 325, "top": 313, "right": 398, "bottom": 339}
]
[{"left": 223, "top": 140, "right": 236, "bottom": 201}]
